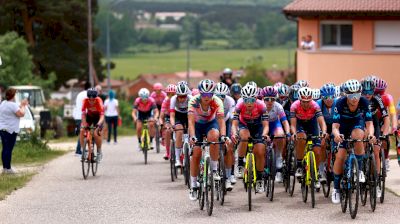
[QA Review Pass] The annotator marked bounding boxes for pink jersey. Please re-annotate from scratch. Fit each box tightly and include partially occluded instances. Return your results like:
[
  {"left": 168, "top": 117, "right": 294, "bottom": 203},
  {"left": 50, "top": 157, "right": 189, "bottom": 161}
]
[
  {"left": 233, "top": 99, "right": 268, "bottom": 125},
  {"left": 290, "top": 100, "right": 321, "bottom": 120},
  {"left": 188, "top": 95, "right": 224, "bottom": 124},
  {"left": 133, "top": 97, "right": 157, "bottom": 112},
  {"left": 161, "top": 97, "right": 171, "bottom": 116},
  {"left": 150, "top": 91, "right": 167, "bottom": 106}
]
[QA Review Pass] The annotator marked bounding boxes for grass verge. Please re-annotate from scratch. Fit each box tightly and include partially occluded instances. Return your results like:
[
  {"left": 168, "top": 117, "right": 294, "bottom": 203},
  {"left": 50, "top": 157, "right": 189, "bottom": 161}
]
[{"left": 0, "top": 172, "right": 36, "bottom": 200}]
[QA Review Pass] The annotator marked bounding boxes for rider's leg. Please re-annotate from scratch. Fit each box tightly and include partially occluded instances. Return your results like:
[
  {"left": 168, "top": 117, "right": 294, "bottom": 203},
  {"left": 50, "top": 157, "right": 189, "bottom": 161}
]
[
  {"left": 238, "top": 128, "right": 250, "bottom": 168},
  {"left": 208, "top": 128, "right": 220, "bottom": 172},
  {"left": 175, "top": 124, "right": 184, "bottom": 162},
  {"left": 149, "top": 120, "right": 156, "bottom": 139},
  {"left": 136, "top": 120, "right": 143, "bottom": 145},
  {"left": 190, "top": 146, "right": 202, "bottom": 186},
  {"left": 254, "top": 143, "right": 266, "bottom": 172},
  {"left": 94, "top": 127, "right": 103, "bottom": 153},
  {"left": 333, "top": 147, "right": 346, "bottom": 189},
  {"left": 165, "top": 123, "right": 172, "bottom": 158},
  {"left": 296, "top": 132, "right": 306, "bottom": 167},
  {"left": 273, "top": 127, "right": 285, "bottom": 172},
  {"left": 352, "top": 128, "right": 365, "bottom": 170}
]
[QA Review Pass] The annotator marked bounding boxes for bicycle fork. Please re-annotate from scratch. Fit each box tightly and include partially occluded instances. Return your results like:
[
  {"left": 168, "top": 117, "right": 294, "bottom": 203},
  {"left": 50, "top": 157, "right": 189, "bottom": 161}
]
[{"left": 244, "top": 153, "right": 257, "bottom": 186}]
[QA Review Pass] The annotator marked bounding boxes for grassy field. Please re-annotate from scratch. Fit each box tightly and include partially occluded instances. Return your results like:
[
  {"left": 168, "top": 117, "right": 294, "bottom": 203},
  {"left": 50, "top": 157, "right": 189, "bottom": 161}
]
[
  {"left": 110, "top": 48, "right": 294, "bottom": 80},
  {"left": 0, "top": 172, "right": 35, "bottom": 200}
]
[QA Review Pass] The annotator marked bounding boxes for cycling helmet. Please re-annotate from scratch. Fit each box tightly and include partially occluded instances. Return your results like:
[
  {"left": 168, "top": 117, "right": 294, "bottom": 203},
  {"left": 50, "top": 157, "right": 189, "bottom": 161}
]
[
  {"left": 176, "top": 83, "right": 190, "bottom": 96},
  {"left": 246, "top": 81, "right": 257, "bottom": 88},
  {"left": 297, "top": 80, "right": 309, "bottom": 88},
  {"left": 165, "top": 84, "right": 177, "bottom": 93},
  {"left": 320, "top": 84, "right": 336, "bottom": 97},
  {"left": 215, "top": 82, "right": 230, "bottom": 95},
  {"left": 277, "top": 84, "right": 290, "bottom": 97},
  {"left": 138, "top": 88, "right": 150, "bottom": 99},
  {"left": 361, "top": 79, "right": 375, "bottom": 92},
  {"left": 222, "top": 68, "right": 233, "bottom": 76},
  {"left": 340, "top": 83, "right": 348, "bottom": 94},
  {"left": 231, "top": 83, "right": 242, "bottom": 94},
  {"left": 374, "top": 78, "right": 387, "bottom": 91},
  {"left": 191, "top": 88, "right": 199, "bottom": 96},
  {"left": 87, "top": 88, "right": 98, "bottom": 98},
  {"left": 298, "top": 87, "right": 313, "bottom": 101},
  {"left": 257, "top": 87, "right": 263, "bottom": 99},
  {"left": 241, "top": 84, "right": 258, "bottom": 98},
  {"left": 289, "top": 84, "right": 300, "bottom": 102},
  {"left": 273, "top": 82, "right": 283, "bottom": 89},
  {"left": 262, "top": 86, "right": 278, "bottom": 98},
  {"left": 177, "top": 81, "right": 189, "bottom": 87},
  {"left": 334, "top": 86, "right": 341, "bottom": 98},
  {"left": 312, "top": 89, "right": 321, "bottom": 100},
  {"left": 153, "top": 82, "right": 163, "bottom": 91},
  {"left": 198, "top": 79, "right": 215, "bottom": 94},
  {"left": 344, "top": 79, "right": 362, "bottom": 94}
]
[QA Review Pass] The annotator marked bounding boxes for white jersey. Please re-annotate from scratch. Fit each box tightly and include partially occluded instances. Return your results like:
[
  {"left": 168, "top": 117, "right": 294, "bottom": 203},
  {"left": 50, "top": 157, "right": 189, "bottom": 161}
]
[
  {"left": 170, "top": 95, "right": 192, "bottom": 113},
  {"left": 266, "top": 101, "right": 286, "bottom": 122},
  {"left": 223, "top": 95, "right": 235, "bottom": 121}
]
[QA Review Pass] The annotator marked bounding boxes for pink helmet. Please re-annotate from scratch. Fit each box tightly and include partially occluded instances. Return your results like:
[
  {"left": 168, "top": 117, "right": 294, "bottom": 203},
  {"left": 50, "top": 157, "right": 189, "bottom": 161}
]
[
  {"left": 192, "top": 88, "right": 200, "bottom": 96},
  {"left": 261, "top": 86, "right": 278, "bottom": 98},
  {"left": 165, "top": 84, "right": 176, "bottom": 93},
  {"left": 153, "top": 83, "right": 163, "bottom": 91},
  {"left": 374, "top": 78, "right": 387, "bottom": 91},
  {"left": 257, "top": 87, "right": 263, "bottom": 100}
]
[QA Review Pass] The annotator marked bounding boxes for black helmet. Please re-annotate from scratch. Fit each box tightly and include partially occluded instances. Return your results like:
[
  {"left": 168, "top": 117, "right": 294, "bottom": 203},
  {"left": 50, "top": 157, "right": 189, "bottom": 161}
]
[{"left": 87, "top": 88, "right": 98, "bottom": 98}]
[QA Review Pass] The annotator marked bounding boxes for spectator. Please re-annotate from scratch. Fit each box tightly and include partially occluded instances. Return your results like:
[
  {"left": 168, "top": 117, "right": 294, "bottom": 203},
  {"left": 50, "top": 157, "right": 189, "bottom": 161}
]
[
  {"left": 73, "top": 82, "right": 90, "bottom": 156},
  {"left": 301, "top": 35, "right": 315, "bottom": 50},
  {"left": 104, "top": 90, "right": 119, "bottom": 144},
  {"left": 220, "top": 68, "right": 236, "bottom": 88},
  {"left": 0, "top": 88, "right": 28, "bottom": 174},
  {"left": 95, "top": 85, "right": 107, "bottom": 103}
]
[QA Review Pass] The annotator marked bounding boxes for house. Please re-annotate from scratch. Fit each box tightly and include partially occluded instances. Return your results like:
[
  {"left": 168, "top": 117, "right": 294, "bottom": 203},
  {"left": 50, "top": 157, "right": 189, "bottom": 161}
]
[{"left": 283, "top": 0, "right": 400, "bottom": 100}]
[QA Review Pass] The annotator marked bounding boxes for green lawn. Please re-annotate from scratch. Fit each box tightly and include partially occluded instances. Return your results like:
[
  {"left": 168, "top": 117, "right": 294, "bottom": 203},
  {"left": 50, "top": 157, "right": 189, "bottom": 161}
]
[{"left": 109, "top": 48, "right": 295, "bottom": 80}]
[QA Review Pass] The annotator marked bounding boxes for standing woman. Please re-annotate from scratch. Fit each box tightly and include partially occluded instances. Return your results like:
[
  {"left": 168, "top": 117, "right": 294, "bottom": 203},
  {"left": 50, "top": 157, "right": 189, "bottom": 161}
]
[
  {"left": 104, "top": 90, "right": 119, "bottom": 144},
  {"left": 0, "top": 88, "right": 28, "bottom": 174}
]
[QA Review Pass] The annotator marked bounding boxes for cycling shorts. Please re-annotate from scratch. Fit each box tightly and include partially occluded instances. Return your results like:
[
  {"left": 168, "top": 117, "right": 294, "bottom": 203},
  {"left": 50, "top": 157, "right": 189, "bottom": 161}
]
[
  {"left": 239, "top": 121, "right": 264, "bottom": 144},
  {"left": 175, "top": 111, "right": 188, "bottom": 128},
  {"left": 269, "top": 119, "right": 283, "bottom": 135},
  {"left": 195, "top": 119, "right": 219, "bottom": 141},
  {"left": 297, "top": 117, "right": 320, "bottom": 147},
  {"left": 86, "top": 114, "right": 100, "bottom": 126},
  {"left": 138, "top": 111, "right": 152, "bottom": 121}
]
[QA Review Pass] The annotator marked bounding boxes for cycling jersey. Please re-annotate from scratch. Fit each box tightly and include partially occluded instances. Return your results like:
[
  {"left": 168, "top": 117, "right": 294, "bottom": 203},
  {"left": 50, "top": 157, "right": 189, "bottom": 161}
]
[
  {"left": 377, "top": 93, "right": 396, "bottom": 118},
  {"left": 233, "top": 99, "right": 269, "bottom": 126},
  {"left": 150, "top": 91, "right": 167, "bottom": 106},
  {"left": 169, "top": 95, "right": 191, "bottom": 113},
  {"left": 281, "top": 99, "right": 291, "bottom": 120},
  {"left": 222, "top": 95, "right": 235, "bottom": 121},
  {"left": 133, "top": 97, "right": 157, "bottom": 113},
  {"left": 188, "top": 95, "right": 224, "bottom": 124},
  {"left": 267, "top": 101, "right": 287, "bottom": 123},
  {"left": 333, "top": 97, "right": 373, "bottom": 123},
  {"left": 82, "top": 97, "right": 104, "bottom": 116},
  {"left": 161, "top": 97, "right": 171, "bottom": 117},
  {"left": 317, "top": 99, "right": 337, "bottom": 125},
  {"left": 368, "top": 95, "right": 388, "bottom": 118},
  {"left": 290, "top": 100, "right": 322, "bottom": 121}
]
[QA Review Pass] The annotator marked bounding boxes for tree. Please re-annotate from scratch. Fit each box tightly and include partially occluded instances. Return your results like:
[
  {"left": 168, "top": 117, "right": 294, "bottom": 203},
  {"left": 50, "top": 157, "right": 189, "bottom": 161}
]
[
  {"left": 0, "top": 32, "right": 55, "bottom": 91},
  {"left": 229, "top": 23, "right": 258, "bottom": 49},
  {"left": 0, "top": 0, "right": 105, "bottom": 89},
  {"left": 239, "top": 55, "right": 271, "bottom": 87}
]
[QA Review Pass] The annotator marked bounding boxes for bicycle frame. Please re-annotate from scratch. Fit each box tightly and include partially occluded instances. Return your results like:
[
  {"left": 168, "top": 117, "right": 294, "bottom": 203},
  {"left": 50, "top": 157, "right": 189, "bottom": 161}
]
[
  {"left": 83, "top": 126, "right": 96, "bottom": 161},
  {"left": 297, "top": 137, "right": 319, "bottom": 186},
  {"left": 141, "top": 120, "right": 150, "bottom": 149}
]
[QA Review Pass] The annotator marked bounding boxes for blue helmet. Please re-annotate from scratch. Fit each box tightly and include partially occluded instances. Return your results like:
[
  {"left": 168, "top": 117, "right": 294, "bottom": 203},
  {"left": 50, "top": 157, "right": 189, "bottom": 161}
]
[
  {"left": 289, "top": 84, "right": 300, "bottom": 102},
  {"left": 320, "top": 84, "right": 336, "bottom": 97},
  {"left": 230, "top": 83, "right": 242, "bottom": 94}
]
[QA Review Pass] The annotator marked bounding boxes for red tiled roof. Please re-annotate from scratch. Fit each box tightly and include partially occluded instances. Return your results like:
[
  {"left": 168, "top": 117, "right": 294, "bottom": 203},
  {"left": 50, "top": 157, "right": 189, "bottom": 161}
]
[{"left": 283, "top": 0, "right": 400, "bottom": 16}]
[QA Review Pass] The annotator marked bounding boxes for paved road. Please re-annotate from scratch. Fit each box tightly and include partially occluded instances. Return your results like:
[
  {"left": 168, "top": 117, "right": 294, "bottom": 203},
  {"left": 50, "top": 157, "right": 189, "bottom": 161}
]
[{"left": 1, "top": 137, "right": 400, "bottom": 224}]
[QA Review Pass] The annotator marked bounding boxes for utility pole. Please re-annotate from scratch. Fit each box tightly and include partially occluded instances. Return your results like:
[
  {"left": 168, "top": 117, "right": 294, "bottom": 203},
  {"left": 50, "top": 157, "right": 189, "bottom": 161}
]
[
  {"left": 106, "top": 11, "right": 111, "bottom": 91},
  {"left": 88, "top": 0, "right": 94, "bottom": 87},
  {"left": 186, "top": 36, "right": 190, "bottom": 86}
]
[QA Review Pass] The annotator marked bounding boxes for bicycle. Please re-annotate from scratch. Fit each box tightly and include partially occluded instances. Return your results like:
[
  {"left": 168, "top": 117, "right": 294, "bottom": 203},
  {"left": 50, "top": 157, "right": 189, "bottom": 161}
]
[
  {"left": 283, "top": 139, "right": 296, "bottom": 197},
  {"left": 195, "top": 138, "right": 224, "bottom": 216},
  {"left": 264, "top": 136, "right": 285, "bottom": 201},
  {"left": 140, "top": 120, "right": 151, "bottom": 165},
  {"left": 169, "top": 127, "right": 189, "bottom": 186},
  {"left": 322, "top": 137, "right": 334, "bottom": 198},
  {"left": 154, "top": 122, "right": 161, "bottom": 154},
  {"left": 377, "top": 135, "right": 390, "bottom": 204},
  {"left": 360, "top": 141, "right": 377, "bottom": 212},
  {"left": 216, "top": 143, "right": 226, "bottom": 205},
  {"left": 296, "top": 135, "right": 321, "bottom": 208},
  {"left": 81, "top": 125, "right": 100, "bottom": 180}
]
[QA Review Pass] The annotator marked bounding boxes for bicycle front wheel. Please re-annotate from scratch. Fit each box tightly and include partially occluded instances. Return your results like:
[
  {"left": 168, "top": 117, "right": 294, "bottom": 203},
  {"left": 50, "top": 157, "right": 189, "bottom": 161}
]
[
  {"left": 91, "top": 141, "right": 98, "bottom": 176},
  {"left": 205, "top": 157, "right": 214, "bottom": 216},
  {"left": 360, "top": 157, "right": 368, "bottom": 206},
  {"left": 170, "top": 140, "right": 176, "bottom": 182},
  {"left": 266, "top": 148, "right": 275, "bottom": 202},
  {"left": 379, "top": 148, "right": 386, "bottom": 203},
  {"left": 287, "top": 146, "right": 296, "bottom": 197},
  {"left": 155, "top": 124, "right": 160, "bottom": 153},
  {"left": 218, "top": 144, "right": 226, "bottom": 205},
  {"left": 184, "top": 143, "right": 191, "bottom": 188},
  {"left": 309, "top": 152, "right": 316, "bottom": 208},
  {"left": 81, "top": 138, "right": 90, "bottom": 179},
  {"left": 143, "top": 132, "right": 148, "bottom": 165},
  {"left": 369, "top": 155, "right": 377, "bottom": 212},
  {"left": 348, "top": 157, "right": 360, "bottom": 219},
  {"left": 247, "top": 153, "right": 254, "bottom": 211},
  {"left": 301, "top": 165, "right": 308, "bottom": 203}
]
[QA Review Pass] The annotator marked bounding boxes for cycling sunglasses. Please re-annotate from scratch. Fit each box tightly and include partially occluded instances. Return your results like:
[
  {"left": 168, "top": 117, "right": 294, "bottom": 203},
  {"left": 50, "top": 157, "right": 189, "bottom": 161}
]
[
  {"left": 323, "top": 95, "right": 334, "bottom": 100},
  {"left": 362, "top": 90, "right": 374, "bottom": 95},
  {"left": 216, "top": 94, "right": 226, "bottom": 99},
  {"left": 347, "top": 92, "right": 361, "bottom": 100},
  {"left": 263, "top": 97, "right": 276, "bottom": 102},
  {"left": 243, "top": 97, "right": 256, "bottom": 103},
  {"left": 177, "top": 95, "right": 187, "bottom": 99},
  {"left": 200, "top": 93, "right": 213, "bottom": 98}
]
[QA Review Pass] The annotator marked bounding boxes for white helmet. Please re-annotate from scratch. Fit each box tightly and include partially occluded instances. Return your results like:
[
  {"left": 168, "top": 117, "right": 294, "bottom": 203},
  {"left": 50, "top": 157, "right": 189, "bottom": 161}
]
[
  {"left": 312, "top": 89, "right": 321, "bottom": 100},
  {"left": 139, "top": 88, "right": 150, "bottom": 99},
  {"left": 245, "top": 81, "right": 257, "bottom": 88},
  {"left": 298, "top": 87, "right": 313, "bottom": 101},
  {"left": 345, "top": 79, "right": 362, "bottom": 94},
  {"left": 198, "top": 79, "right": 215, "bottom": 93},
  {"left": 215, "top": 82, "right": 230, "bottom": 95},
  {"left": 297, "top": 80, "right": 309, "bottom": 88},
  {"left": 241, "top": 84, "right": 258, "bottom": 98},
  {"left": 176, "top": 83, "right": 190, "bottom": 96},
  {"left": 334, "top": 86, "right": 341, "bottom": 98}
]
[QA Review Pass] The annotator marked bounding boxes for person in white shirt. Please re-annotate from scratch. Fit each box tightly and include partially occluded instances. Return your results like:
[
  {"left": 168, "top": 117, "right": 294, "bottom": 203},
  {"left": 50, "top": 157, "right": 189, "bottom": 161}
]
[
  {"left": 73, "top": 82, "right": 90, "bottom": 156},
  {"left": 104, "top": 90, "right": 119, "bottom": 144},
  {"left": 301, "top": 35, "right": 315, "bottom": 51}
]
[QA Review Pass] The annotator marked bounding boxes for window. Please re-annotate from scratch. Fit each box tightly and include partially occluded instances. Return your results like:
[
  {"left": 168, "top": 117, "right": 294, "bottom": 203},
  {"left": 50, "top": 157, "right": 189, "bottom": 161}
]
[
  {"left": 320, "top": 22, "right": 352, "bottom": 49},
  {"left": 375, "top": 21, "right": 400, "bottom": 50}
]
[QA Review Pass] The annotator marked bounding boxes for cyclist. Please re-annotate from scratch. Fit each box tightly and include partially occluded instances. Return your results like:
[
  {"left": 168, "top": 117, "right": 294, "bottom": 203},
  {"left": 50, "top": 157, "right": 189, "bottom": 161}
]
[
  {"left": 188, "top": 79, "right": 227, "bottom": 201},
  {"left": 150, "top": 83, "right": 166, "bottom": 112},
  {"left": 290, "top": 87, "right": 327, "bottom": 189},
  {"left": 191, "top": 88, "right": 199, "bottom": 96},
  {"left": 331, "top": 79, "right": 375, "bottom": 204},
  {"left": 312, "top": 89, "right": 321, "bottom": 101},
  {"left": 277, "top": 84, "right": 290, "bottom": 105},
  {"left": 361, "top": 78, "right": 390, "bottom": 198},
  {"left": 80, "top": 88, "right": 105, "bottom": 162},
  {"left": 261, "top": 86, "right": 291, "bottom": 183},
  {"left": 231, "top": 85, "right": 270, "bottom": 193},
  {"left": 317, "top": 84, "right": 337, "bottom": 182},
  {"left": 132, "top": 88, "right": 159, "bottom": 150},
  {"left": 297, "top": 80, "right": 309, "bottom": 88},
  {"left": 215, "top": 82, "right": 236, "bottom": 190},
  {"left": 374, "top": 78, "right": 397, "bottom": 172},
  {"left": 220, "top": 68, "right": 236, "bottom": 88},
  {"left": 170, "top": 83, "right": 192, "bottom": 167},
  {"left": 159, "top": 84, "right": 176, "bottom": 160},
  {"left": 230, "top": 83, "right": 242, "bottom": 103}
]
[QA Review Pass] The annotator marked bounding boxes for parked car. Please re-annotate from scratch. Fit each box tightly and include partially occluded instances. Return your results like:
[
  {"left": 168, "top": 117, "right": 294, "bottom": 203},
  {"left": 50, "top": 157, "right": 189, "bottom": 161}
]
[{"left": 19, "top": 106, "right": 36, "bottom": 140}]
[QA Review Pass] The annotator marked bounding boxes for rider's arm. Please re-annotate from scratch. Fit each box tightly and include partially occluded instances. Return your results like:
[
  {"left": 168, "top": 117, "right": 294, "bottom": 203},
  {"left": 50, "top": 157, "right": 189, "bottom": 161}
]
[
  {"left": 365, "top": 121, "right": 374, "bottom": 138},
  {"left": 159, "top": 111, "right": 165, "bottom": 124},
  {"left": 131, "top": 108, "right": 138, "bottom": 122},
  {"left": 282, "top": 120, "right": 290, "bottom": 135},
  {"left": 290, "top": 117, "right": 297, "bottom": 135},
  {"left": 154, "top": 108, "right": 159, "bottom": 121},
  {"left": 188, "top": 113, "right": 195, "bottom": 138},
  {"left": 332, "top": 123, "right": 340, "bottom": 139},
  {"left": 98, "top": 115, "right": 105, "bottom": 126},
  {"left": 231, "top": 119, "right": 238, "bottom": 137},
  {"left": 170, "top": 111, "right": 176, "bottom": 126},
  {"left": 317, "top": 115, "right": 327, "bottom": 134},
  {"left": 217, "top": 115, "right": 226, "bottom": 136},
  {"left": 262, "top": 120, "right": 269, "bottom": 137},
  {"left": 382, "top": 116, "right": 390, "bottom": 136}
]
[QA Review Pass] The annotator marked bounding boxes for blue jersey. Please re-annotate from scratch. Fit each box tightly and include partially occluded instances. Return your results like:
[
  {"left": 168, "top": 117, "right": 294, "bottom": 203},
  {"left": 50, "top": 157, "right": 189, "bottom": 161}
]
[
  {"left": 333, "top": 96, "right": 372, "bottom": 124},
  {"left": 317, "top": 99, "right": 336, "bottom": 125}
]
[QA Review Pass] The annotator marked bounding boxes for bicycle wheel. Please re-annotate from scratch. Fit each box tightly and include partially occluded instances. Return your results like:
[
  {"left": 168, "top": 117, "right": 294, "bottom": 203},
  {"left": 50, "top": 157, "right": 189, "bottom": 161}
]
[
  {"left": 348, "top": 157, "right": 359, "bottom": 219},
  {"left": 309, "top": 152, "right": 316, "bottom": 208},
  {"left": 198, "top": 168, "right": 205, "bottom": 210},
  {"left": 155, "top": 124, "right": 160, "bottom": 154},
  {"left": 322, "top": 152, "right": 331, "bottom": 198},
  {"left": 218, "top": 145, "right": 226, "bottom": 205},
  {"left": 287, "top": 146, "right": 296, "bottom": 197},
  {"left": 379, "top": 148, "right": 386, "bottom": 203},
  {"left": 369, "top": 154, "right": 377, "bottom": 212},
  {"left": 266, "top": 148, "right": 275, "bottom": 202},
  {"left": 184, "top": 143, "right": 191, "bottom": 188},
  {"left": 91, "top": 141, "right": 98, "bottom": 176},
  {"left": 301, "top": 165, "right": 308, "bottom": 203},
  {"left": 81, "top": 138, "right": 90, "bottom": 179},
  {"left": 340, "top": 183, "right": 348, "bottom": 213},
  {"left": 360, "top": 157, "right": 368, "bottom": 206},
  {"left": 205, "top": 157, "right": 214, "bottom": 216},
  {"left": 247, "top": 153, "right": 254, "bottom": 211},
  {"left": 170, "top": 140, "right": 176, "bottom": 182},
  {"left": 143, "top": 132, "right": 148, "bottom": 165}
]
